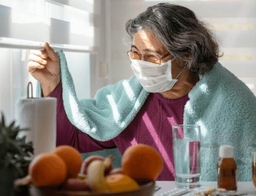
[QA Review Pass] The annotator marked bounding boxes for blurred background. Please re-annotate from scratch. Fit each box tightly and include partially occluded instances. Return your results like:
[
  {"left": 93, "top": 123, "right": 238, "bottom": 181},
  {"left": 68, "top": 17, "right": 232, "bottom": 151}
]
[{"left": 0, "top": 0, "right": 255, "bottom": 123}]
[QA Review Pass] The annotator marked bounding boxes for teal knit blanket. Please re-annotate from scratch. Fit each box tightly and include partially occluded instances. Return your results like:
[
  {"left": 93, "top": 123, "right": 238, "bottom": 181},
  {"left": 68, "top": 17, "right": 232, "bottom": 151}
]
[{"left": 57, "top": 50, "right": 256, "bottom": 181}]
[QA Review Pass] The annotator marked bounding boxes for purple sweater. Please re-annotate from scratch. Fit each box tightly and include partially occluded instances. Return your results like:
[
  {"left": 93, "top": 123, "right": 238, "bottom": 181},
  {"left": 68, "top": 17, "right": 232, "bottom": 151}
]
[{"left": 50, "top": 82, "right": 188, "bottom": 180}]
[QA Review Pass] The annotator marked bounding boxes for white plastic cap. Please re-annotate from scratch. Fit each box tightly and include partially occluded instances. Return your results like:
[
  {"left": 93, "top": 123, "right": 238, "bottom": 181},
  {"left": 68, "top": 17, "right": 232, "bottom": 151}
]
[{"left": 219, "top": 145, "right": 234, "bottom": 158}]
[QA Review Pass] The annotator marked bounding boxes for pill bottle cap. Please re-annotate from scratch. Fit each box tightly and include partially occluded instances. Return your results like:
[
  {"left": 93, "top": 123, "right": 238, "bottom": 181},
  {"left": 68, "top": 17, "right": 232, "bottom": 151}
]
[{"left": 219, "top": 145, "right": 234, "bottom": 158}]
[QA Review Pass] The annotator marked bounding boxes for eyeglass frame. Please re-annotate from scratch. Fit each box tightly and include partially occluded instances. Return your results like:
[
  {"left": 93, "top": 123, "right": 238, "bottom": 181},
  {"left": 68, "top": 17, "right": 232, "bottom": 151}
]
[{"left": 127, "top": 49, "right": 171, "bottom": 65}]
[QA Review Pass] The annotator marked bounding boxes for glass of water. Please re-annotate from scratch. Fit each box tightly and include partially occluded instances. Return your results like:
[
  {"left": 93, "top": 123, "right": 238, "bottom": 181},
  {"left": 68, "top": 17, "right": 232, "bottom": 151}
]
[{"left": 172, "top": 124, "right": 201, "bottom": 188}]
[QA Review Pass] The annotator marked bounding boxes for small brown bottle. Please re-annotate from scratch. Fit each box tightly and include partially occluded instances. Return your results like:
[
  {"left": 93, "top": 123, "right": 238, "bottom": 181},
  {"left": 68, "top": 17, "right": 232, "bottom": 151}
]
[{"left": 217, "top": 145, "right": 237, "bottom": 191}]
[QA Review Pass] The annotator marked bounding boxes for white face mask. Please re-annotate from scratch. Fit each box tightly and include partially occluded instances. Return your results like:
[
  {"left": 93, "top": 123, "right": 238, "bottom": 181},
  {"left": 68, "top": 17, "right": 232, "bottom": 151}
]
[{"left": 130, "top": 59, "right": 184, "bottom": 93}]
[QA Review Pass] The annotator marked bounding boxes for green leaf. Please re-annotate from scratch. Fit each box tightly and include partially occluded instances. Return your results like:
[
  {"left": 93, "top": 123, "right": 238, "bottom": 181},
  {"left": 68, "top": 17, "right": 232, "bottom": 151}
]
[
  {"left": 0, "top": 112, "right": 33, "bottom": 177},
  {"left": 0, "top": 112, "right": 6, "bottom": 128},
  {"left": 10, "top": 161, "right": 24, "bottom": 176}
]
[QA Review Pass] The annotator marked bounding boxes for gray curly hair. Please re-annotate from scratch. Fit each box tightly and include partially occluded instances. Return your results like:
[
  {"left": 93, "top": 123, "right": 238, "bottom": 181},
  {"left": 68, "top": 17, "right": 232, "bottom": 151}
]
[{"left": 125, "top": 3, "right": 221, "bottom": 74}]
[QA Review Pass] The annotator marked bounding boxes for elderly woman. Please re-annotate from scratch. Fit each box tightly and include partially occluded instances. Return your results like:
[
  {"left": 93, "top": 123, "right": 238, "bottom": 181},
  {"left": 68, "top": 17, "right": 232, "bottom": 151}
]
[{"left": 28, "top": 3, "right": 256, "bottom": 181}]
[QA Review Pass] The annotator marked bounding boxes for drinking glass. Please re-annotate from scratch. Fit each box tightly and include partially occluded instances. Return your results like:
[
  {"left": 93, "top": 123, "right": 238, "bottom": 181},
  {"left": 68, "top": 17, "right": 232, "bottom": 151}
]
[
  {"left": 252, "top": 152, "right": 256, "bottom": 187},
  {"left": 172, "top": 124, "right": 201, "bottom": 188}
]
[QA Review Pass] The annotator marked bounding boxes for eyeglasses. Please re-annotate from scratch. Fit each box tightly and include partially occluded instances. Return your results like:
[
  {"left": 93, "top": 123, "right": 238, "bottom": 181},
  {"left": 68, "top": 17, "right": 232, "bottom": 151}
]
[{"left": 127, "top": 50, "right": 171, "bottom": 65}]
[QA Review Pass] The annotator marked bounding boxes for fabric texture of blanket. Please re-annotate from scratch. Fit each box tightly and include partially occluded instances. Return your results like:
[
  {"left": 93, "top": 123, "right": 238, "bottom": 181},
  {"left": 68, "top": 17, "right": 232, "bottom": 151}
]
[{"left": 57, "top": 50, "right": 256, "bottom": 181}]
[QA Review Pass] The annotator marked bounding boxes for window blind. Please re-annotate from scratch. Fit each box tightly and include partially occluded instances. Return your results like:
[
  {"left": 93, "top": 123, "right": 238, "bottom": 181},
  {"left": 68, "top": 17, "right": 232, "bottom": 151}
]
[{"left": 0, "top": 0, "right": 99, "bottom": 52}]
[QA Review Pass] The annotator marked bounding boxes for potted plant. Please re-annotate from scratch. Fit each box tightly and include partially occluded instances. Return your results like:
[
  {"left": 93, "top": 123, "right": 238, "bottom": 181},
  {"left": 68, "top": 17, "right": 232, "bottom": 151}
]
[{"left": 0, "top": 112, "right": 33, "bottom": 196}]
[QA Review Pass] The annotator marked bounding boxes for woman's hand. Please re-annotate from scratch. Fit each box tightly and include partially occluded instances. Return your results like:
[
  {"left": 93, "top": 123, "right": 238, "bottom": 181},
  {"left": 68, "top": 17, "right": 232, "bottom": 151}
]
[{"left": 27, "top": 42, "right": 60, "bottom": 97}]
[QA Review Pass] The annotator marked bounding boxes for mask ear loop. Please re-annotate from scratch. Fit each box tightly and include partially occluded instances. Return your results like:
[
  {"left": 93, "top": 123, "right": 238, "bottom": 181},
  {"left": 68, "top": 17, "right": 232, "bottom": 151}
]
[
  {"left": 165, "top": 58, "right": 186, "bottom": 81},
  {"left": 174, "top": 66, "right": 187, "bottom": 79}
]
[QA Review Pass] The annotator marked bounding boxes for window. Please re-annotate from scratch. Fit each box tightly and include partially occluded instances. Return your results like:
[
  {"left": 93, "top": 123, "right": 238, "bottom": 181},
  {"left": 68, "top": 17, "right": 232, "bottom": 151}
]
[{"left": 0, "top": 0, "right": 100, "bottom": 123}]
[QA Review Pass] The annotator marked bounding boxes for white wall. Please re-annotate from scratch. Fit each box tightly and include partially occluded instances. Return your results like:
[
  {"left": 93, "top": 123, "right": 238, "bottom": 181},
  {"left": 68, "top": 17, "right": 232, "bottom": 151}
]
[{"left": 102, "top": 0, "right": 256, "bottom": 95}]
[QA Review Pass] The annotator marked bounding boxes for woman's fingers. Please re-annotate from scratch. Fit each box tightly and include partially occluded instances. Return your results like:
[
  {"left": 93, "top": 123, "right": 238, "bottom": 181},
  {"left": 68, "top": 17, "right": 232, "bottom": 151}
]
[
  {"left": 29, "top": 42, "right": 58, "bottom": 64},
  {"left": 27, "top": 61, "right": 45, "bottom": 73},
  {"left": 44, "top": 42, "right": 58, "bottom": 62},
  {"left": 30, "top": 49, "right": 48, "bottom": 59},
  {"left": 27, "top": 43, "right": 59, "bottom": 73},
  {"left": 28, "top": 53, "right": 48, "bottom": 65}
]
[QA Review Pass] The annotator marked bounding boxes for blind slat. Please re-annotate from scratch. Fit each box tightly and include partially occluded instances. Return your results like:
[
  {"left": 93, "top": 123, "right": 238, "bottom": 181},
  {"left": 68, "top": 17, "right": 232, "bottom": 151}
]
[{"left": 0, "top": 39, "right": 97, "bottom": 53}]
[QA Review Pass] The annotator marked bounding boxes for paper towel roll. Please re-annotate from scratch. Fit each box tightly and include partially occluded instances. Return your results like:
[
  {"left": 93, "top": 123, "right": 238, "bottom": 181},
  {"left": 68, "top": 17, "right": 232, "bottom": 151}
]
[{"left": 15, "top": 97, "right": 57, "bottom": 156}]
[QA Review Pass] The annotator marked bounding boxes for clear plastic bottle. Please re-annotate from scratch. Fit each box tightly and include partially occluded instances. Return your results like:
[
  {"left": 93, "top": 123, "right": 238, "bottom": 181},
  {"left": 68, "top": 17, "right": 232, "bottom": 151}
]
[{"left": 217, "top": 145, "right": 237, "bottom": 191}]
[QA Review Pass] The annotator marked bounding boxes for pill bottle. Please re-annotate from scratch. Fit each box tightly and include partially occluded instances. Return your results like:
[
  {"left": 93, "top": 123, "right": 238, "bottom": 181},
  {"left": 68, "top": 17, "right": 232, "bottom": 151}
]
[{"left": 217, "top": 145, "right": 237, "bottom": 191}]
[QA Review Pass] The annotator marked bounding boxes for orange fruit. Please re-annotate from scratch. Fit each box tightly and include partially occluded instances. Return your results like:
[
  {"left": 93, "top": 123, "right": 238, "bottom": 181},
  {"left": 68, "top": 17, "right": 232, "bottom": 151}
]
[
  {"left": 121, "top": 144, "right": 163, "bottom": 181},
  {"left": 28, "top": 153, "right": 67, "bottom": 187},
  {"left": 52, "top": 145, "right": 82, "bottom": 177},
  {"left": 105, "top": 174, "right": 139, "bottom": 192}
]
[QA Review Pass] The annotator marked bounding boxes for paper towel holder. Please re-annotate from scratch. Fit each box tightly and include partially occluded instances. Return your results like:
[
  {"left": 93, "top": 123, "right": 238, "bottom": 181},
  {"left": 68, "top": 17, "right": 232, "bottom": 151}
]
[{"left": 27, "top": 82, "right": 33, "bottom": 98}]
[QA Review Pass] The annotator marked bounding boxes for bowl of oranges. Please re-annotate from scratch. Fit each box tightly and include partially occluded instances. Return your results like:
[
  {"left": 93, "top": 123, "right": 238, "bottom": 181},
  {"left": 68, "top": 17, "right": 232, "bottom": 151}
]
[{"left": 15, "top": 144, "right": 163, "bottom": 196}]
